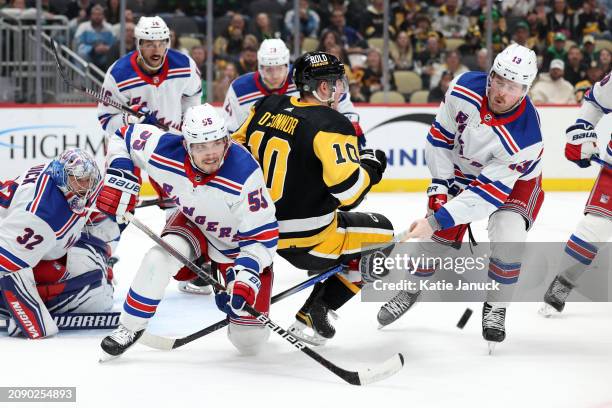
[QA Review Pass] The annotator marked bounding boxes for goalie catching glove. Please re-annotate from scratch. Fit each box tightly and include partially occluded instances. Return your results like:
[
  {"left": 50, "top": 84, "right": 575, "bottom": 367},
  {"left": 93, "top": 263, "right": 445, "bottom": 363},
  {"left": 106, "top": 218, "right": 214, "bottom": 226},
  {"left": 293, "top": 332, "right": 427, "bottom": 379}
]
[
  {"left": 96, "top": 168, "right": 140, "bottom": 223},
  {"left": 215, "top": 267, "right": 261, "bottom": 318},
  {"left": 565, "top": 122, "right": 599, "bottom": 168}
]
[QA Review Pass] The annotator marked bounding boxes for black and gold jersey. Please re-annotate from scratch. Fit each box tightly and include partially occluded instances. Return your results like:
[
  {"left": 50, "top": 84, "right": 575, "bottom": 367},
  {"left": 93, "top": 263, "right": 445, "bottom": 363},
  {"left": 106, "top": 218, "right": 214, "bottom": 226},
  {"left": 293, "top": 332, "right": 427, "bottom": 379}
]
[{"left": 233, "top": 95, "right": 376, "bottom": 250}]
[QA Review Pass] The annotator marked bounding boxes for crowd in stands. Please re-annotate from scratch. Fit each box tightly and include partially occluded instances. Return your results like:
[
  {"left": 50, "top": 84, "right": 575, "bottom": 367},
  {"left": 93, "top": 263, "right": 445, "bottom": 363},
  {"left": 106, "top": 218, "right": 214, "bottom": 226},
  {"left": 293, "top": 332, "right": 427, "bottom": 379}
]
[{"left": 2, "top": 0, "right": 612, "bottom": 104}]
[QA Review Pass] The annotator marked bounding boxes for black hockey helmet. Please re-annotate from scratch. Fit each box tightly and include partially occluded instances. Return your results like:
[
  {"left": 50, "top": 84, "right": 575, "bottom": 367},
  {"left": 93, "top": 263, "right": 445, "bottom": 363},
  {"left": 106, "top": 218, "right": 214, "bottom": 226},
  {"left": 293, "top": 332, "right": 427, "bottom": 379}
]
[{"left": 293, "top": 51, "right": 346, "bottom": 93}]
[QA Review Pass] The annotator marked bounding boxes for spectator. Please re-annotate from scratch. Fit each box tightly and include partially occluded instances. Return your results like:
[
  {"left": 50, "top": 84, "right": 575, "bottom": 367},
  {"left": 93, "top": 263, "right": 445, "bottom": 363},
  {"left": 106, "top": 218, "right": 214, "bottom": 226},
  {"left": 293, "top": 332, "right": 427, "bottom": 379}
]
[
  {"left": 432, "top": 0, "right": 469, "bottom": 39},
  {"left": 502, "top": 0, "right": 536, "bottom": 18},
  {"left": 360, "top": 0, "right": 396, "bottom": 39},
  {"left": 526, "top": 10, "right": 548, "bottom": 53},
  {"left": 575, "top": 1, "right": 607, "bottom": 38},
  {"left": 242, "top": 34, "right": 260, "bottom": 51},
  {"left": 213, "top": 62, "right": 238, "bottom": 102},
  {"left": 411, "top": 13, "right": 433, "bottom": 54},
  {"left": 481, "top": 10, "right": 510, "bottom": 53},
  {"left": 170, "top": 29, "right": 190, "bottom": 55},
  {"left": 564, "top": 46, "right": 586, "bottom": 86},
  {"left": 428, "top": 70, "right": 453, "bottom": 103},
  {"left": 284, "top": 0, "right": 321, "bottom": 39},
  {"left": 414, "top": 33, "right": 444, "bottom": 89},
  {"left": 360, "top": 48, "right": 395, "bottom": 100},
  {"left": 223, "top": 13, "right": 247, "bottom": 58},
  {"left": 429, "top": 50, "right": 468, "bottom": 89},
  {"left": 546, "top": 0, "right": 574, "bottom": 39},
  {"left": 349, "top": 78, "right": 367, "bottom": 102},
  {"left": 190, "top": 45, "right": 206, "bottom": 73},
  {"left": 474, "top": 48, "right": 489, "bottom": 72},
  {"left": 65, "top": 0, "right": 91, "bottom": 21},
  {"left": 543, "top": 32, "right": 568, "bottom": 70},
  {"left": 235, "top": 46, "right": 258, "bottom": 75},
  {"left": 458, "top": 25, "right": 483, "bottom": 58},
  {"left": 107, "top": 21, "right": 135, "bottom": 63},
  {"left": 574, "top": 63, "right": 604, "bottom": 102},
  {"left": 530, "top": 59, "right": 575, "bottom": 104},
  {"left": 190, "top": 45, "right": 207, "bottom": 102},
  {"left": 581, "top": 35, "right": 598, "bottom": 66},
  {"left": 74, "top": 4, "right": 115, "bottom": 70},
  {"left": 391, "top": 30, "right": 413, "bottom": 70},
  {"left": 392, "top": 0, "right": 423, "bottom": 33},
  {"left": 329, "top": 8, "right": 366, "bottom": 52},
  {"left": 251, "top": 13, "right": 278, "bottom": 43},
  {"left": 598, "top": 48, "right": 612, "bottom": 74},
  {"left": 317, "top": 29, "right": 344, "bottom": 54},
  {"left": 513, "top": 21, "right": 531, "bottom": 48},
  {"left": 105, "top": 0, "right": 119, "bottom": 25},
  {"left": 111, "top": 8, "right": 134, "bottom": 38}
]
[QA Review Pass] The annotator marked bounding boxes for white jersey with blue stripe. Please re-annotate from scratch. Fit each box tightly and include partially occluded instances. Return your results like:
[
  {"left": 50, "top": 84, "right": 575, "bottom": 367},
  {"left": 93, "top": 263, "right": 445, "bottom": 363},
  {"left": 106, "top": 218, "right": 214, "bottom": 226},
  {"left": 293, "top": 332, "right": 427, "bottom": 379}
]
[
  {"left": 426, "top": 71, "right": 544, "bottom": 230},
  {"left": 98, "top": 49, "right": 202, "bottom": 135},
  {"left": 575, "top": 71, "right": 612, "bottom": 161},
  {"left": 106, "top": 124, "right": 278, "bottom": 274},
  {"left": 223, "top": 69, "right": 355, "bottom": 133},
  {"left": 0, "top": 164, "right": 91, "bottom": 274}
]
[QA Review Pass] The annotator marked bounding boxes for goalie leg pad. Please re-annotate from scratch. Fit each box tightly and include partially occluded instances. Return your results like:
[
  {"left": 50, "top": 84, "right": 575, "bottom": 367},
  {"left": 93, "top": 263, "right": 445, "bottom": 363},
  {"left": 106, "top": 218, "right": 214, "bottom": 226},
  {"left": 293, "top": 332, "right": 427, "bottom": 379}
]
[{"left": 0, "top": 268, "right": 58, "bottom": 339}]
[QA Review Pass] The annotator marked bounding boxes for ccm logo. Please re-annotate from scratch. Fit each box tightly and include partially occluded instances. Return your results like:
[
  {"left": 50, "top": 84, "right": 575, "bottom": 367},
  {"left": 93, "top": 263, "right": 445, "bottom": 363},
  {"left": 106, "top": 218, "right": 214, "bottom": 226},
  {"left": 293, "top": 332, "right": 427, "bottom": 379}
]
[{"left": 108, "top": 177, "right": 140, "bottom": 193}]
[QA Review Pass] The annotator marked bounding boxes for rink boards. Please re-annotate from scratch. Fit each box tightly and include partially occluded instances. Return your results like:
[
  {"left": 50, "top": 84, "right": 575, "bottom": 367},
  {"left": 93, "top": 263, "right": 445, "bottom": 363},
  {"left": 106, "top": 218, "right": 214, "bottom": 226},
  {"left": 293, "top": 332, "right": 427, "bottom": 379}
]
[{"left": 0, "top": 104, "right": 609, "bottom": 193}]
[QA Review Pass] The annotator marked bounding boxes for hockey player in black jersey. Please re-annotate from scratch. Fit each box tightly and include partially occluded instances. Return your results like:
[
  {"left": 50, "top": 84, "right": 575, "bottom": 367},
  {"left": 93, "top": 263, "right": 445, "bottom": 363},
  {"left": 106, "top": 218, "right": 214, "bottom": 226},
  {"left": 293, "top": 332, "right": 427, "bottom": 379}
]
[{"left": 233, "top": 51, "right": 394, "bottom": 345}]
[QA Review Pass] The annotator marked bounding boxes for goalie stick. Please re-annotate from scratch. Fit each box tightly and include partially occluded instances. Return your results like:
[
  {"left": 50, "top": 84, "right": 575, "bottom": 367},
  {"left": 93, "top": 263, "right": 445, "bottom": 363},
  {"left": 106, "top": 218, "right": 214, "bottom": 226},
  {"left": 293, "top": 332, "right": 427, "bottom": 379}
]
[
  {"left": 50, "top": 39, "right": 169, "bottom": 131},
  {"left": 124, "top": 212, "right": 405, "bottom": 386},
  {"left": 0, "top": 312, "right": 120, "bottom": 331},
  {"left": 139, "top": 264, "right": 344, "bottom": 350}
]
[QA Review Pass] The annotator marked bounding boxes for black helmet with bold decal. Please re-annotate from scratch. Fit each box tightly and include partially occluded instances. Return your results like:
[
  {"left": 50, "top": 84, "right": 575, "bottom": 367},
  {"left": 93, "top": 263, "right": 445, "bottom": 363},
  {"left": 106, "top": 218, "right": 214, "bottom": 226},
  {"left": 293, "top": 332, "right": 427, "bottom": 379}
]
[{"left": 293, "top": 51, "right": 345, "bottom": 93}]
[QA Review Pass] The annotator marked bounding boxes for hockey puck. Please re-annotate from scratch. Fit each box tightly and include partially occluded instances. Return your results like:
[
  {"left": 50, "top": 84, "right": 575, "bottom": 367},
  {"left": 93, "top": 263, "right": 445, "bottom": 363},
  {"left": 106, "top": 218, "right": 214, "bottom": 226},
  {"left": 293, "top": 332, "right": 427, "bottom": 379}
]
[{"left": 457, "top": 308, "right": 473, "bottom": 329}]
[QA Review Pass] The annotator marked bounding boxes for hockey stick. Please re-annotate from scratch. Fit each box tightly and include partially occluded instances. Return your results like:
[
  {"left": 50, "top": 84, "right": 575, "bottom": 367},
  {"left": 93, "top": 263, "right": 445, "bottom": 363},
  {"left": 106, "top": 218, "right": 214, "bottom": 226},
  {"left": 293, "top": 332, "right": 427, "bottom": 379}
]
[
  {"left": 591, "top": 155, "right": 612, "bottom": 169},
  {"left": 0, "top": 312, "right": 120, "bottom": 332},
  {"left": 136, "top": 197, "right": 176, "bottom": 209},
  {"left": 139, "top": 264, "right": 343, "bottom": 350},
  {"left": 124, "top": 212, "right": 405, "bottom": 386},
  {"left": 49, "top": 40, "right": 169, "bottom": 131}
]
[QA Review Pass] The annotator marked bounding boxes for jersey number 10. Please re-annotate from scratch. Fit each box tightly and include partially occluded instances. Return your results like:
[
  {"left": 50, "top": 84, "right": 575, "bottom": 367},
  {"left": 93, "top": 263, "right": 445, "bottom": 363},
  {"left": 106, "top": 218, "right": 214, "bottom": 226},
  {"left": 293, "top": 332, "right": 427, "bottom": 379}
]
[{"left": 248, "top": 131, "right": 290, "bottom": 202}]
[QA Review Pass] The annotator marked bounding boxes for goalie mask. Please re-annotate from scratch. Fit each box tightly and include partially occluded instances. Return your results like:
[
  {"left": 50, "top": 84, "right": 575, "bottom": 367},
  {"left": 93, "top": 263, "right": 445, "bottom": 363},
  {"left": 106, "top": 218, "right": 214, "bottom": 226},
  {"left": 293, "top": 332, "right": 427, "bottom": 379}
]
[{"left": 49, "top": 148, "right": 102, "bottom": 215}]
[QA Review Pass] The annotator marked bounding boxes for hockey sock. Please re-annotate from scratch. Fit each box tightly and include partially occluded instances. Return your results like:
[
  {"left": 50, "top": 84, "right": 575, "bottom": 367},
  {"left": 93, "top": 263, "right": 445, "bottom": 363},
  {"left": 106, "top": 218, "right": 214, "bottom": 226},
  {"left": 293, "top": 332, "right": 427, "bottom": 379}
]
[{"left": 560, "top": 214, "right": 611, "bottom": 285}]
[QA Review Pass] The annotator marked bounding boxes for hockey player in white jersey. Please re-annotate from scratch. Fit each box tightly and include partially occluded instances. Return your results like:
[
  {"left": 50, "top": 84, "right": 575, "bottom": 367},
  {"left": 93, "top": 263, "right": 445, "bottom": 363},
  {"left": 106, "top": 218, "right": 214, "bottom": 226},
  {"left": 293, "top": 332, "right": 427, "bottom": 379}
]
[
  {"left": 0, "top": 149, "right": 116, "bottom": 339},
  {"left": 98, "top": 104, "right": 278, "bottom": 360},
  {"left": 97, "top": 15, "right": 205, "bottom": 294},
  {"left": 97, "top": 16, "right": 202, "bottom": 135},
  {"left": 540, "top": 72, "right": 612, "bottom": 315},
  {"left": 222, "top": 39, "right": 365, "bottom": 146},
  {"left": 377, "top": 44, "right": 544, "bottom": 348}
]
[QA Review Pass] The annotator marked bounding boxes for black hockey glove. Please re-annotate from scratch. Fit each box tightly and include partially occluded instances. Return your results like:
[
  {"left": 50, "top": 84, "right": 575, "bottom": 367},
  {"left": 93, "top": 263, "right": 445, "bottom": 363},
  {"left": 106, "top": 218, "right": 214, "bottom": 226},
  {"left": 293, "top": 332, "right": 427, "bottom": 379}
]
[{"left": 359, "top": 149, "right": 387, "bottom": 185}]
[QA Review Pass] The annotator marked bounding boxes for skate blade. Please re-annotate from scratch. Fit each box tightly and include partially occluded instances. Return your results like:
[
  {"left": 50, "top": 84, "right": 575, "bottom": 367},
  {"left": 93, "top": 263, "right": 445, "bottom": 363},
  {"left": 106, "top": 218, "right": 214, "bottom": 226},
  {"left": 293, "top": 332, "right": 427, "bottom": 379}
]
[
  {"left": 538, "top": 303, "right": 556, "bottom": 318},
  {"left": 178, "top": 282, "right": 213, "bottom": 295},
  {"left": 487, "top": 342, "right": 496, "bottom": 355},
  {"left": 287, "top": 321, "right": 328, "bottom": 347},
  {"left": 98, "top": 350, "right": 119, "bottom": 363}
]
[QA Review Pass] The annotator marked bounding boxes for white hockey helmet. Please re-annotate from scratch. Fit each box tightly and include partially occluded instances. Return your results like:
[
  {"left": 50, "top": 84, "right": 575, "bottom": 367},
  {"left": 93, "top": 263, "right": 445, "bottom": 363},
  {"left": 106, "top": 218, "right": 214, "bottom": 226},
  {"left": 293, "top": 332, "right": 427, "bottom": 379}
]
[
  {"left": 490, "top": 43, "right": 538, "bottom": 89},
  {"left": 135, "top": 16, "right": 170, "bottom": 42},
  {"left": 182, "top": 104, "right": 230, "bottom": 172},
  {"left": 258, "top": 39, "right": 290, "bottom": 71}
]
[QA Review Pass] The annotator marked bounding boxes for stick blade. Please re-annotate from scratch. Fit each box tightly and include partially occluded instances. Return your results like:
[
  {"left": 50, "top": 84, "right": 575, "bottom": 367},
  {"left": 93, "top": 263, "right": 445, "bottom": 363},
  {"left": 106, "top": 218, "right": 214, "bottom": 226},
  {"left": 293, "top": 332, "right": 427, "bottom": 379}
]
[
  {"left": 138, "top": 331, "right": 176, "bottom": 350},
  {"left": 356, "top": 353, "right": 405, "bottom": 386}
]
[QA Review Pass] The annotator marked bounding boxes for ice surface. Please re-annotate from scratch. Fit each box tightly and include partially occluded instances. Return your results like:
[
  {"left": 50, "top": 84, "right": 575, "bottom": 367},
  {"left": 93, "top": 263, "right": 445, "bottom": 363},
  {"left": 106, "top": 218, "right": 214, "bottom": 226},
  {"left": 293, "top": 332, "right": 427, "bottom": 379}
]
[{"left": 2, "top": 193, "right": 611, "bottom": 408}]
